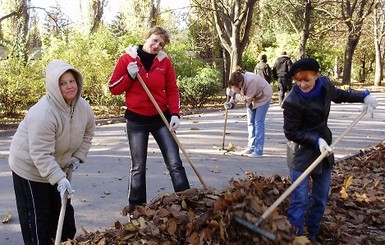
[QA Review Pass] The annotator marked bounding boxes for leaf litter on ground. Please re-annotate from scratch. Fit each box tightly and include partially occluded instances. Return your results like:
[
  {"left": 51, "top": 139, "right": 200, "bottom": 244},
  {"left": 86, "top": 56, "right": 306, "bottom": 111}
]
[{"left": 64, "top": 141, "right": 385, "bottom": 245}]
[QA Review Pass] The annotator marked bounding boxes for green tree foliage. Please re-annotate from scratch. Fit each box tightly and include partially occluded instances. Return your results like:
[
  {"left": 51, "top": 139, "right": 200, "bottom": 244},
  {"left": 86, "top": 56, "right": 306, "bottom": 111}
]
[
  {"left": 0, "top": 59, "right": 45, "bottom": 116},
  {"left": 40, "top": 26, "right": 141, "bottom": 114},
  {"left": 178, "top": 66, "right": 221, "bottom": 108},
  {"left": 242, "top": 51, "right": 258, "bottom": 72},
  {"left": 167, "top": 37, "right": 205, "bottom": 78}
]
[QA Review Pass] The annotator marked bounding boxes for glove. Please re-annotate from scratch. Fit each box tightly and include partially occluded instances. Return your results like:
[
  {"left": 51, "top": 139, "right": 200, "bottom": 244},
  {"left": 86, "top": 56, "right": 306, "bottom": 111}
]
[
  {"left": 364, "top": 94, "right": 378, "bottom": 117},
  {"left": 65, "top": 157, "right": 80, "bottom": 173},
  {"left": 318, "top": 138, "right": 332, "bottom": 154},
  {"left": 127, "top": 61, "right": 139, "bottom": 79},
  {"left": 226, "top": 87, "right": 235, "bottom": 97},
  {"left": 224, "top": 102, "right": 235, "bottom": 110},
  {"left": 57, "top": 178, "right": 74, "bottom": 199},
  {"left": 169, "top": 115, "right": 180, "bottom": 131}
]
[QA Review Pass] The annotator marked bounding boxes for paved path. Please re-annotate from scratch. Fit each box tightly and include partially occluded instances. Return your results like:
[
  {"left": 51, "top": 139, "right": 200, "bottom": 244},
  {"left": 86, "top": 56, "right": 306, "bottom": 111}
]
[{"left": 1, "top": 92, "right": 384, "bottom": 244}]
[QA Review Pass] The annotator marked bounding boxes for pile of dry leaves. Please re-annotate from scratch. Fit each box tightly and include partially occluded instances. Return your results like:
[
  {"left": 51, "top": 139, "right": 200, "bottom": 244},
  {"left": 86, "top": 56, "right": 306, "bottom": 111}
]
[
  {"left": 319, "top": 141, "right": 385, "bottom": 244},
  {"left": 66, "top": 141, "right": 385, "bottom": 245}
]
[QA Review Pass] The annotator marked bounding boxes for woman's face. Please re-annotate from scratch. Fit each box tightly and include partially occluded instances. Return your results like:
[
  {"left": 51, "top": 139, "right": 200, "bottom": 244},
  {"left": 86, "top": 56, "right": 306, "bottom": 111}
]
[
  {"left": 143, "top": 33, "right": 166, "bottom": 54},
  {"left": 293, "top": 72, "right": 318, "bottom": 93},
  {"left": 236, "top": 80, "right": 244, "bottom": 89},
  {"left": 59, "top": 71, "right": 78, "bottom": 104}
]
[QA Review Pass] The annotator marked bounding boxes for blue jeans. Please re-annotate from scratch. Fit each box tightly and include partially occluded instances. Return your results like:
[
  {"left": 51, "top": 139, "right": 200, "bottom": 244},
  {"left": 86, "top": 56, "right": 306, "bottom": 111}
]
[
  {"left": 246, "top": 100, "right": 270, "bottom": 155},
  {"left": 287, "top": 161, "right": 332, "bottom": 240}
]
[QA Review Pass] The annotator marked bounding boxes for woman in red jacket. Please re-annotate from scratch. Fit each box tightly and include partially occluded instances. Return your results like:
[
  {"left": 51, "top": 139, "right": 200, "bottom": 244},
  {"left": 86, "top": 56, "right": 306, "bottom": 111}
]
[{"left": 108, "top": 26, "right": 190, "bottom": 210}]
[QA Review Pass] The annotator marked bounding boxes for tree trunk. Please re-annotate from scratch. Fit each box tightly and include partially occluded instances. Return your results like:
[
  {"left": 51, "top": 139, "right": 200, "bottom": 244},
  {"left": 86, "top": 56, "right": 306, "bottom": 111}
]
[
  {"left": 342, "top": 37, "right": 358, "bottom": 86},
  {"left": 373, "top": 2, "right": 384, "bottom": 86},
  {"left": 149, "top": 0, "right": 160, "bottom": 27},
  {"left": 89, "top": 0, "right": 106, "bottom": 34},
  {"left": 359, "top": 56, "right": 366, "bottom": 82},
  {"left": 299, "top": 0, "right": 312, "bottom": 58},
  {"left": 223, "top": 48, "right": 230, "bottom": 87},
  {"left": 374, "top": 39, "right": 383, "bottom": 86},
  {"left": 340, "top": 0, "right": 375, "bottom": 85},
  {"left": 210, "top": 0, "right": 257, "bottom": 82},
  {"left": 7, "top": 0, "right": 30, "bottom": 65}
]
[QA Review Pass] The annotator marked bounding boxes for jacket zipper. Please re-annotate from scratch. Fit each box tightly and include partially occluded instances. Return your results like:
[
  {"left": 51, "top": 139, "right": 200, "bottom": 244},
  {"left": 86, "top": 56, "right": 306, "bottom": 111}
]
[{"left": 70, "top": 104, "right": 74, "bottom": 118}]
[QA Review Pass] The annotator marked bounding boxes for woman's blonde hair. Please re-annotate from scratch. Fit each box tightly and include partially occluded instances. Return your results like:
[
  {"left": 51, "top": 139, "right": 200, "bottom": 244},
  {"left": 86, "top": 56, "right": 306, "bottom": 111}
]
[{"left": 146, "top": 26, "right": 170, "bottom": 45}]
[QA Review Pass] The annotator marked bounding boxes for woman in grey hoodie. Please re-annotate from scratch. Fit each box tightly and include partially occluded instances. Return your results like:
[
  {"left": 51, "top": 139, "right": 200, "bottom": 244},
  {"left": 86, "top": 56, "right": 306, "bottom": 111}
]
[{"left": 9, "top": 60, "right": 95, "bottom": 244}]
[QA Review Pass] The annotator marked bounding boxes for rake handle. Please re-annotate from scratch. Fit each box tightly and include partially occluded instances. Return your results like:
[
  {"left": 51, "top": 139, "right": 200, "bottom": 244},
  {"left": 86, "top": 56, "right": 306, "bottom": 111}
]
[
  {"left": 222, "top": 94, "right": 231, "bottom": 150},
  {"left": 137, "top": 73, "right": 207, "bottom": 189},
  {"left": 54, "top": 165, "right": 73, "bottom": 245},
  {"left": 222, "top": 109, "right": 229, "bottom": 150}
]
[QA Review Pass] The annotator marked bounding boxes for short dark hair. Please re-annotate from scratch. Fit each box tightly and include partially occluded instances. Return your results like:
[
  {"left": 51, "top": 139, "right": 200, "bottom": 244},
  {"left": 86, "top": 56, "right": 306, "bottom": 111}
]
[{"left": 228, "top": 66, "right": 245, "bottom": 86}]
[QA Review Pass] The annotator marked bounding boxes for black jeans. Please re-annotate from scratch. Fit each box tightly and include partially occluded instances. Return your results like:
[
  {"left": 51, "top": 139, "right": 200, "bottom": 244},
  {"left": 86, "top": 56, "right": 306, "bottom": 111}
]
[
  {"left": 12, "top": 172, "right": 76, "bottom": 245},
  {"left": 126, "top": 119, "right": 190, "bottom": 206}
]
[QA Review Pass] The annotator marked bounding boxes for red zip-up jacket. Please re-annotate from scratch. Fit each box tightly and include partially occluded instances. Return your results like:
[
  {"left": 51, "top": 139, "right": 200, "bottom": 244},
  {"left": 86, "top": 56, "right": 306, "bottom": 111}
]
[{"left": 108, "top": 46, "right": 180, "bottom": 117}]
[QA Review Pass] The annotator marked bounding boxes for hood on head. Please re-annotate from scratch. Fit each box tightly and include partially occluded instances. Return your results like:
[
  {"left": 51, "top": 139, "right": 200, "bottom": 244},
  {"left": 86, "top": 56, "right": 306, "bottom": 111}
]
[{"left": 45, "top": 60, "right": 83, "bottom": 107}]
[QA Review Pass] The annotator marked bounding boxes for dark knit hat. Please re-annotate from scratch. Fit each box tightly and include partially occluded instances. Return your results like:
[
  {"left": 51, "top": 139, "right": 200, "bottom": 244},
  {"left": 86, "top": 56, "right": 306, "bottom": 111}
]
[{"left": 289, "top": 57, "right": 320, "bottom": 77}]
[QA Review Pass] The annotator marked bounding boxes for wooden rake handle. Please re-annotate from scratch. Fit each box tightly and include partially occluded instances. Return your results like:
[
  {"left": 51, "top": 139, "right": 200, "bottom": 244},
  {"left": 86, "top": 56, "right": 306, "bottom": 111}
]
[
  {"left": 136, "top": 73, "right": 207, "bottom": 189},
  {"left": 54, "top": 165, "right": 73, "bottom": 245},
  {"left": 222, "top": 94, "right": 230, "bottom": 150}
]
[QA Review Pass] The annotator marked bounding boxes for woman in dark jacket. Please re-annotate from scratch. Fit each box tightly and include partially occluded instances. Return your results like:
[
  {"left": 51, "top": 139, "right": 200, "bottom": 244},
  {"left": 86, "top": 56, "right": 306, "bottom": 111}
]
[{"left": 282, "top": 58, "right": 378, "bottom": 242}]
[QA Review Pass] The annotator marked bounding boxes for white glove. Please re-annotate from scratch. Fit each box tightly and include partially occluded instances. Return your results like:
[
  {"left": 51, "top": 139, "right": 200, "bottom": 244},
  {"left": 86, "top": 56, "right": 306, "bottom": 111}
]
[
  {"left": 226, "top": 87, "right": 235, "bottom": 97},
  {"left": 364, "top": 94, "right": 378, "bottom": 117},
  {"left": 65, "top": 157, "right": 80, "bottom": 172},
  {"left": 127, "top": 62, "right": 139, "bottom": 79},
  {"left": 318, "top": 138, "right": 332, "bottom": 154},
  {"left": 169, "top": 115, "right": 180, "bottom": 131},
  {"left": 224, "top": 102, "right": 235, "bottom": 110},
  {"left": 57, "top": 178, "right": 74, "bottom": 199}
]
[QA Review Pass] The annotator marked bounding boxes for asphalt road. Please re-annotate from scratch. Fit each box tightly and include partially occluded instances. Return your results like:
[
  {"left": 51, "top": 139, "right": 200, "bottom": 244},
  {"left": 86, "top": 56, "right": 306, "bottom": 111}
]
[{"left": 1, "top": 92, "right": 384, "bottom": 244}]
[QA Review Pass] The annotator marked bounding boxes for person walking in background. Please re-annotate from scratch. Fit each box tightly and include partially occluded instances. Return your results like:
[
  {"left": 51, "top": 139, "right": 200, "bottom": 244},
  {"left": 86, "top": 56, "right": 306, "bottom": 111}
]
[
  {"left": 9, "top": 60, "right": 95, "bottom": 244},
  {"left": 224, "top": 66, "right": 273, "bottom": 158},
  {"left": 282, "top": 57, "right": 378, "bottom": 243},
  {"left": 254, "top": 54, "right": 272, "bottom": 84},
  {"left": 273, "top": 51, "right": 293, "bottom": 104},
  {"left": 108, "top": 26, "right": 190, "bottom": 212}
]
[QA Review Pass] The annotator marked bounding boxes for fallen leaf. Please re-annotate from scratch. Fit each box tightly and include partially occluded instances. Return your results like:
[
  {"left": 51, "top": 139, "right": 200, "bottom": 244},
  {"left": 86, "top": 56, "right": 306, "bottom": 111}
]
[
  {"left": 343, "top": 175, "right": 353, "bottom": 189},
  {"left": 2, "top": 212, "right": 12, "bottom": 223},
  {"left": 340, "top": 187, "right": 349, "bottom": 199}
]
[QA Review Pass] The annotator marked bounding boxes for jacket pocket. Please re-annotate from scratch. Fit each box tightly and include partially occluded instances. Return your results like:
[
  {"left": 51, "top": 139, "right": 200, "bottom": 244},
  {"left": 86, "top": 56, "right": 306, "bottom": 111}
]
[{"left": 286, "top": 141, "right": 299, "bottom": 164}]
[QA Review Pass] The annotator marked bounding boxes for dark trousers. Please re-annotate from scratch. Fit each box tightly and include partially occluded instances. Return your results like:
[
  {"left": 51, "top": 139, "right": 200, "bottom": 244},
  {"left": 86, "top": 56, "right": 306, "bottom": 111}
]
[
  {"left": 12, "top": 172, "right": 76, "bottom": 245},
  {"left": 278, "top": 77, "right": 293, "bottom": 104},
  {"left": 125, "top": 119, "right": 190, "bottom": 206}
]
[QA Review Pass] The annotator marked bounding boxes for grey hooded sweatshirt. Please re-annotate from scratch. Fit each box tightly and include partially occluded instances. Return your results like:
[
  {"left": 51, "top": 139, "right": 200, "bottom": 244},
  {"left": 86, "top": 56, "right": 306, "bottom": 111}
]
[{"left": 9, "top": 60, "right": 95, "bottom": 185}]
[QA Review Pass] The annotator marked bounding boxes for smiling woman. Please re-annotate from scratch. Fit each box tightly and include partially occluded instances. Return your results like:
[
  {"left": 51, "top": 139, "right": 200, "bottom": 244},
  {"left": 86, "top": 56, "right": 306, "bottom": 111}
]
[
  {"left": 8, "top": 60, "right": 95, "bottom": 244},
  {"left": 59, "top": 71, "right": 79, "bottom": 105}
]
